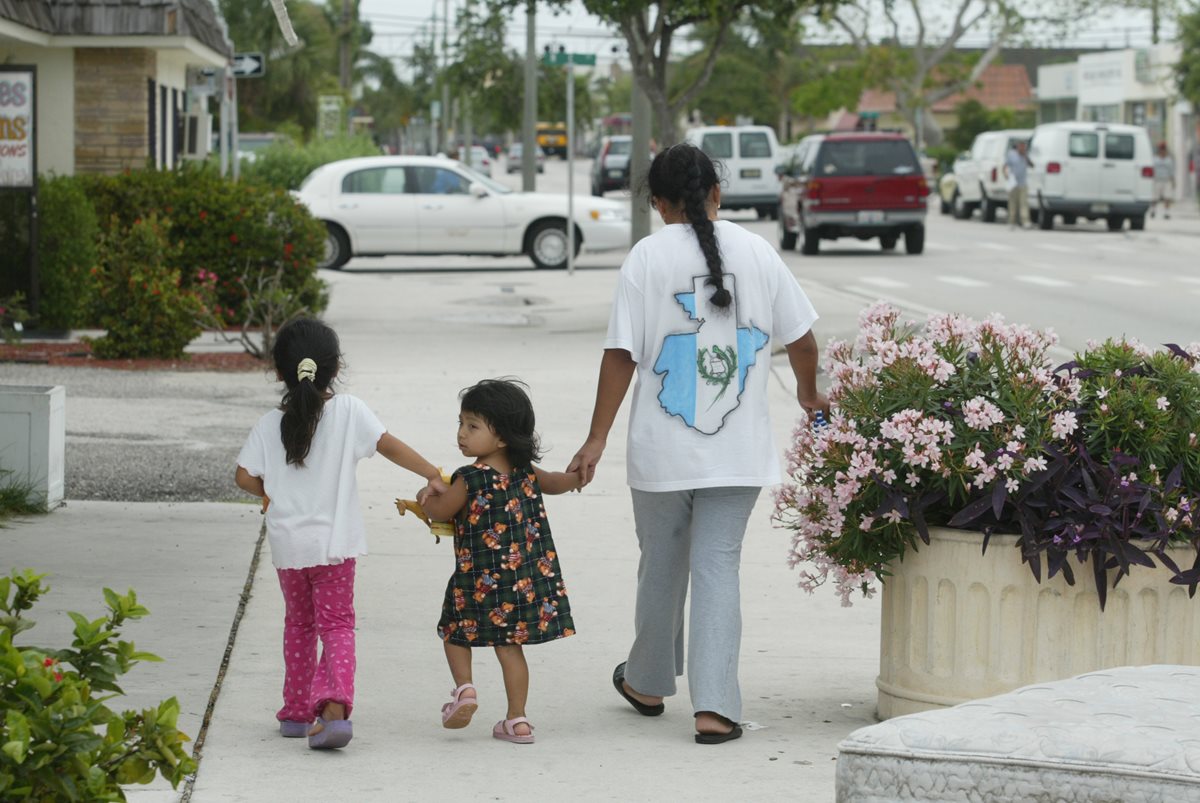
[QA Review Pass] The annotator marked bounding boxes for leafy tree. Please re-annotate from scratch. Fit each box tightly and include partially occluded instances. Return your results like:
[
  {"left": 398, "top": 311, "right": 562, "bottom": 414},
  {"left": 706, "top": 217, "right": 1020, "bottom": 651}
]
[
  {"left": 947, "top": 99, "right": 1035, "bottom": 152},
  {"left": 671, "top": 25, "right": 781, "bottom": 127},
  {"left": 580, "top": 0, "right": 816, "bottom": 145},
  {"left": 1177, "top": 4, "right": 1200, "bottom": 109},
  {"left": 830, "top": 0, "right": 1088, "bottom": 149}
]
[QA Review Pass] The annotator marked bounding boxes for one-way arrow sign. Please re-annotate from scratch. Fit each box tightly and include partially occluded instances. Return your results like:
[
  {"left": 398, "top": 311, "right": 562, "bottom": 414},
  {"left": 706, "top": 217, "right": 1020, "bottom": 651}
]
[{"left": 232, "top": 52, "right": 265, "bottom": 78}]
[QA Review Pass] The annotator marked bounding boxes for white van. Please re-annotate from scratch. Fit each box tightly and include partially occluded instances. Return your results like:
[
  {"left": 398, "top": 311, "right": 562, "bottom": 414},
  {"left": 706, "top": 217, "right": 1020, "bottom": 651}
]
[
  {"left": 1026, "top": 122, "right": 1154, "bottom": 231},
  {"left": 685, "top": 125, "right": 780, "bottom": 218},
  {"left": 952, "top": 128, "right": 1032, "bottom": 221}
]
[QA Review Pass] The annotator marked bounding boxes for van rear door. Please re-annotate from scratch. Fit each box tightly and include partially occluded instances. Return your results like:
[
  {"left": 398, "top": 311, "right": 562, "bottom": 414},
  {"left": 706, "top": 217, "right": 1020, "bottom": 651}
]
[
  {"left": 1100, "top": 130, "right": 1137, "bottom": 203},
  {"left": 1063, "top": 130, "right": 1102, "bottom": 203},
  {"left": 735, "top": 129, "right": 776, "bottom": 198}
]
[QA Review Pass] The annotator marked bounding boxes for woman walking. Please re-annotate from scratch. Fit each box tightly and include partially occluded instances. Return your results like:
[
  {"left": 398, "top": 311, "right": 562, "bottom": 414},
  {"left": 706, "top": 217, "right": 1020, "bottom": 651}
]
[{"left": 568, "top": 143, "right": 828, "bottom": 743}]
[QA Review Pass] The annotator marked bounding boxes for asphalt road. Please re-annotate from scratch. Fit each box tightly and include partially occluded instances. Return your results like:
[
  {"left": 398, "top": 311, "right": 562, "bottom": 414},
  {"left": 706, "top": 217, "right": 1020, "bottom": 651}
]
[{"left": 10, "top": 156, "right": 1197, "bottom": 503}]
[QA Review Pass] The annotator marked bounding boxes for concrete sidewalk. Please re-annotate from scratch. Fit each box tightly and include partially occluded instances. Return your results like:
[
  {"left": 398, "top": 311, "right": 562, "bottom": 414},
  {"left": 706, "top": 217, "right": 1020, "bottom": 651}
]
[{"left": 3, "top": 263, "right": 883, "bottom": 801}]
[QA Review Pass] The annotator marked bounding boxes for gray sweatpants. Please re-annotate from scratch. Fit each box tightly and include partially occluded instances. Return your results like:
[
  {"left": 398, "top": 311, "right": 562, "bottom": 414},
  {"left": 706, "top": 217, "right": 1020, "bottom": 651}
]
[{"left": 624, "top": 486, "right": 761, "bottom": 723}]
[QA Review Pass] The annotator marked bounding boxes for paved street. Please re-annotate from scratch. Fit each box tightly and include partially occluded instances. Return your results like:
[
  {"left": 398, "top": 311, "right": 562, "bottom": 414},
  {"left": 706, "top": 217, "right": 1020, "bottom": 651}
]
[{"left": 3, "top": 154, "right": 1198, "bottom": 802}]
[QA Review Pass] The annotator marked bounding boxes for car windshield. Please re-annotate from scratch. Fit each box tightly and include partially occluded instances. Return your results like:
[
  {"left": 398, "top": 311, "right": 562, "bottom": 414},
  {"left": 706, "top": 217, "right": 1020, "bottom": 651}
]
[
  {"left": 816, "top": 140, "right": 920, "bottom": 176},
  {"left": 607, "top": 139, "right": 632, "bottom": 155}
]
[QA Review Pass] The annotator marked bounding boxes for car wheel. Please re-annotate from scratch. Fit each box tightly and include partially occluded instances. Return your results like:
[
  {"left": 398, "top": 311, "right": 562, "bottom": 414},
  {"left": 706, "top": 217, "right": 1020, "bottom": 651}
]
[
  {"left": 1129, "top": 214, "right": 1145, "bottom": 231},
  {"left": 800, "top": 221, "right": 819, "bottom": 255},
  {"left": 778, "top": 215, "right": 797, "bottom": 251},
  {"left": 982, "top": 197, "right": 998, "bottom": 223},
  {"left": 1062, "top": 214, "right": 1078, "bottom": 225},
  {"left": 904, "top": 224, "right": 924, "bottom": 255},
  {"left": 527, "top": 220, "right": 578, "bottom": 270},
  {"left": 1106, "top": 215, "right": 1124, "bottom": 232},
  {"left": 319, "top": 223, "right": 350, "bottom": 270},
  {"left": 880, "top": 234, "right": 898, "bottom": 251},
  {"left": 952, "top": 191, "right": 970, "bottom": 220}
]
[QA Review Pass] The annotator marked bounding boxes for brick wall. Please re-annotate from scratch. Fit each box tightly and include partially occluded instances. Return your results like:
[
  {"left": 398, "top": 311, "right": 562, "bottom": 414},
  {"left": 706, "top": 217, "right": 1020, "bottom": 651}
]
[{"left": 74, "top": 48, "right": 156, "bottom": 174}]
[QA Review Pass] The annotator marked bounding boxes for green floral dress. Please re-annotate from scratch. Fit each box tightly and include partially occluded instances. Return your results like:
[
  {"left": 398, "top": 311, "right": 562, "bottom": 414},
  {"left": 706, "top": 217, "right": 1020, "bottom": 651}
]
[{"left": 437, "top": 462, "right": 575, "bottom": 647}]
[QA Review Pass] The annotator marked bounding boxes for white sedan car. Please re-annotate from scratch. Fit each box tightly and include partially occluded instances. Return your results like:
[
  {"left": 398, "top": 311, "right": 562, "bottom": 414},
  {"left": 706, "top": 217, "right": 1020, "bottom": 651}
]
[{"left": 296, "top": 155, "right": 630, "bottom": 270}]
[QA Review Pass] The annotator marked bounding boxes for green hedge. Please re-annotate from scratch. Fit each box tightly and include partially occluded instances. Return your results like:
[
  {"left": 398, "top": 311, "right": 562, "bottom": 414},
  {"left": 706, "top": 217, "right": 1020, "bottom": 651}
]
[
  {"left": 240, "top": 135, "right": 380, "bottom": 191},
  {"left": 36, "top": 175, "right": 100, "bottom": 330},
  {"left": 77, "top": 165, "right": 327, "bottom": 325}
]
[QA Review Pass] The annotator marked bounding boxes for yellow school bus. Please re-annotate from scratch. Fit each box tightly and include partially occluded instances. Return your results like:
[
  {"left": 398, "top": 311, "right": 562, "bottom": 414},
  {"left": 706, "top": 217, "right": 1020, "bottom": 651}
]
[{"left": 536, "top": 122, "right": 567, "bottom": 158}]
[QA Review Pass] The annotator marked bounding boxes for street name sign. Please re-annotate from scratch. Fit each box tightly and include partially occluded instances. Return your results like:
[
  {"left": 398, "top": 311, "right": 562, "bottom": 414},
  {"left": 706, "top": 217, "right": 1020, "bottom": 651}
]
[{"left": 542, "top": 52, "right": 597, "bottom": 67}]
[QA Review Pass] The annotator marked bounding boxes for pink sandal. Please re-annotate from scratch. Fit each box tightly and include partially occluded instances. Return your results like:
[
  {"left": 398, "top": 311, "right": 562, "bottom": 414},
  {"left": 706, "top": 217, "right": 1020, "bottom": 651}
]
[
  {"left": 492, "top": 716, "right": 535, "bottom": 744},
  {"left": 441, "top": 683, "right": 478, "bottom": 729}
]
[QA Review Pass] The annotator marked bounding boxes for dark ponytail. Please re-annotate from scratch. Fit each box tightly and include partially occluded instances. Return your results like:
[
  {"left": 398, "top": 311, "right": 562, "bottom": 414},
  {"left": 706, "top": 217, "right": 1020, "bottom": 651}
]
[
  {"left": 272, "top": 317, "right": 342, "bottom": 466},
  {"left": 646, "top": 143, "right": 730, "bottom": 309}
]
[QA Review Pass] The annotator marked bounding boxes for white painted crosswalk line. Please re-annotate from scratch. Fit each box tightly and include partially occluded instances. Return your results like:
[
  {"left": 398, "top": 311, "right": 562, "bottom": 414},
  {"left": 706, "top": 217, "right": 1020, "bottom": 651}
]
[
  {"left": 938, "top": 275, "right": 990, "bottom": 287},
  {"left": 978, "top": 242, "right": 1015, "bottom": 252},
  {"left": 1015, "top": 275, "right": 1072, "bottom": 287},
  {"left": 1180, "top": 276, "right": 1200, "bottom": 285},
  {"left": 1036, "top": 243, "right": 1076, "bottom": 254},
  {"left": 858, "top": 276, "right": 908, "bottom": 288},
  {"left": 1095, "top": 275, "right": 1151, "bottom": 287}
]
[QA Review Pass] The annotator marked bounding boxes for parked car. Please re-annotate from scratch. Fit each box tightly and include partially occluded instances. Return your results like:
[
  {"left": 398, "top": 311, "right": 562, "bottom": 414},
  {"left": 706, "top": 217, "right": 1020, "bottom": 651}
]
[
  {"left": 1027, "top": 121, "right": 1154, "bottom": 231},
  {"left": 777, "top": 132, "right": 929, "bottom": 255},
  {"left": 686, "top": 124, "right": 781, "bottom": 218},
  {"left": 458, "top": 145, "right": 493, "bottom": 177},
  {"left": 591, "top": 135, "right": 634, "bottom": 195},
  {"left": 295, "top": 156, "right": 630, "bottom": 270},
  {"left": 950, "top": 129, "right": 1033, "bottom": 221},
  {"left": 505, "top": 142, "right": 545, "bottom": 174},
  {"left": 937, "top": 153, "right": 971, "bottom": 215}
]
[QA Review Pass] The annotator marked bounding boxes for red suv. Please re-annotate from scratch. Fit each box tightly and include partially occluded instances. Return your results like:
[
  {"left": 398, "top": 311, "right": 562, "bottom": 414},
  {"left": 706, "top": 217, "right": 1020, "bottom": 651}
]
[{"left": 777, "top": 132, "right": 929, "bottom": 255}]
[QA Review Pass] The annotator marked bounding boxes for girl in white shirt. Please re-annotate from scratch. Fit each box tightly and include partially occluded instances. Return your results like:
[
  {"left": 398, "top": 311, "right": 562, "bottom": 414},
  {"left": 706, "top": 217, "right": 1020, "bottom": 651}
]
[
  {"left": 235, "top": 317, "right": 445, "bottom": 750},
  {"left": 569, "top": 143, "right": 828, "bottom": 744}
]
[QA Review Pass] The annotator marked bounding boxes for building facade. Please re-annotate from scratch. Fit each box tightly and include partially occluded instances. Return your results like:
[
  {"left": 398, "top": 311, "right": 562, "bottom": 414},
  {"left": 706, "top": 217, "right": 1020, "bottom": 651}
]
[{"left": 0, "top": 0, "right": 231, "bottom": 176}]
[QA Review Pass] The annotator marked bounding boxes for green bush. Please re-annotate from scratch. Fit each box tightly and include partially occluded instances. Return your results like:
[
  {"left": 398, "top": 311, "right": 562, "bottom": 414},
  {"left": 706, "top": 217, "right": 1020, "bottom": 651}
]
[
  {"left": 78, "top": 166, "right": 327, "bottom": 327},
  {"left": 241, "top": 135, "right": 380, "bottom": 191},
  {"left": 88, "top": 215, "right": 209, "bottom": 359},
  {"left": 0, "top": 569, "right": 196, "bottom": 800},
  {"left": 36, "top": 175, "right": 100, "bottom": 330}
]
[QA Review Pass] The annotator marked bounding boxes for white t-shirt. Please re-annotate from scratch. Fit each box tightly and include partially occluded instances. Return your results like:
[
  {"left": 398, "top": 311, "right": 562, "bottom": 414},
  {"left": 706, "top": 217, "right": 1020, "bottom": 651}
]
[
  {"left": 236, "top": 393, "right": 387, "bottom": 570},
  {"left": 604, "top": 220, "right": 818, "bottom": 492}
]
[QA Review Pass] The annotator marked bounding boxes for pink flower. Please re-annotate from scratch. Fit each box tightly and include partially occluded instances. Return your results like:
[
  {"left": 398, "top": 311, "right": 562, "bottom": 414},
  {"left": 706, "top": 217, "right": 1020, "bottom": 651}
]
[{"left": 1051, "top": 411, "right": 1078, "bottom": 440}]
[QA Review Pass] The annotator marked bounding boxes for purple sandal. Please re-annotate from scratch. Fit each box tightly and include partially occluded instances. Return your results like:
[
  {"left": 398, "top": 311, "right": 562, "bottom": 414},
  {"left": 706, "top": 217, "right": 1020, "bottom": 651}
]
[
  {"left": 279, "top": 720, "right": 310, "bottom": 738},
  {"left": 307, "top": 717, "right": 353, "bottom": 749},
  {"left": 441, "top": 683, "right": 478, "bottom": 729}
]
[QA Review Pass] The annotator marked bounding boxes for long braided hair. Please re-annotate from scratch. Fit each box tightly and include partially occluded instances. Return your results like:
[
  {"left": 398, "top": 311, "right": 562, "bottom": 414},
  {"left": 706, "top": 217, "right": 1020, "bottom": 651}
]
[{"left": 647, "top": 143, "right": 731, "bottom": 309}]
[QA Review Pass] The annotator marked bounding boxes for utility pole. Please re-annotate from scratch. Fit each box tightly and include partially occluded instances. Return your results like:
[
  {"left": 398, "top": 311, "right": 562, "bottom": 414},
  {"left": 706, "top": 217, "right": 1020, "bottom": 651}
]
[
  {"left": 566, "top": 52, "right": 575, "bottom": 275},
  {"left": 630, "top": 70, "right": 652, "bottom": 245},
  {"left": 522, "top": 0, "right": 537, "bottom": 191},
  {"left": 441, "top": 0, "right": 451, "bottom": 155},
  {"left": 339, "top": 0, "right": 352, "bottom": 91}
]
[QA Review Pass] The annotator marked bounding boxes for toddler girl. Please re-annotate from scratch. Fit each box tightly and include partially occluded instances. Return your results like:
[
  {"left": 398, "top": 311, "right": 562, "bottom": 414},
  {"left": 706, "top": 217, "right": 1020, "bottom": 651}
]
[
  {"left": 235, "top": 317, "right": 446, "bottom": 749},
  {"left": 419, "top": 379, "right": 578, "bottom": 744}
]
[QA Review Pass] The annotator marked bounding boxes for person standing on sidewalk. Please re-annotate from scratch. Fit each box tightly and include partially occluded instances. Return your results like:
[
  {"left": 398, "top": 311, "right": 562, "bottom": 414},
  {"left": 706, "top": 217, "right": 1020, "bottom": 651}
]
[
  {"left": 1151, "top": 141, "right": 1175, "bottom": 219},
  {"left": 568, "top": 143, "right": 828, "bottom": 744},
  {"left": 235, "top": 317, "right": 447, "bottom": 749},
  {"left": 1004, "top": 139, "right": 1033, "bottom": 229}
]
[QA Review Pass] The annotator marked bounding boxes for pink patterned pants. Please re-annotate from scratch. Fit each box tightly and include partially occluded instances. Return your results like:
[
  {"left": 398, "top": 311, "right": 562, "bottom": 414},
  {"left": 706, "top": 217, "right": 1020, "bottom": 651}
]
[{"left": 275, "top": 559, "right": 357, "bottom": 723}]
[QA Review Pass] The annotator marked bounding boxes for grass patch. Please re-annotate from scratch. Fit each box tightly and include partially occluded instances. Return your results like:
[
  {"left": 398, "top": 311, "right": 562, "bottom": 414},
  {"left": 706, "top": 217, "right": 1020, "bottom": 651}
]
[{"left": 0, "top": 470, "right": 47, "bottom": 522}]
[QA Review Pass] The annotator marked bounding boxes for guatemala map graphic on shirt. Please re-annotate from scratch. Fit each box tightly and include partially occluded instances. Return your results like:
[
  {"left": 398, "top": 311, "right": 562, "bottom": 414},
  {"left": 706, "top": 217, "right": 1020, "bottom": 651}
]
[{"left": 653, "top": 274, "right": 769, "bottom": 435}]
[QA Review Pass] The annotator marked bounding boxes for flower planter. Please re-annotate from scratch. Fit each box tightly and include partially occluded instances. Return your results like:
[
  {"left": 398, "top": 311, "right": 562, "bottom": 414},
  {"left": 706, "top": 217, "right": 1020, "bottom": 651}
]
[
  {"left": 877, "top": 526, "right": 1200, "bottom": 719},
  {"left": 0, "top": 385, "right": 65, "bottom": 509}
]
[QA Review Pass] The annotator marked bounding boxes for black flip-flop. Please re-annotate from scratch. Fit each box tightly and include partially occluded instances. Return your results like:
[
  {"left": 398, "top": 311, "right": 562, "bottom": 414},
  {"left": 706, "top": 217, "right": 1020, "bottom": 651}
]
[
  {"left": 695, "top": 713, "right": 743, "bottom": 744},
  {"left": 612, "top": 662, "right": 665, "bottom": 717}
]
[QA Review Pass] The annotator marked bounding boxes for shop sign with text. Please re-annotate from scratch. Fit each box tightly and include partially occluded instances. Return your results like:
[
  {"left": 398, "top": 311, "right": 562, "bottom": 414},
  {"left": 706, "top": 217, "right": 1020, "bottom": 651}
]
[{"left": 0, "top": 69, "right": 34, "bottom": 188}]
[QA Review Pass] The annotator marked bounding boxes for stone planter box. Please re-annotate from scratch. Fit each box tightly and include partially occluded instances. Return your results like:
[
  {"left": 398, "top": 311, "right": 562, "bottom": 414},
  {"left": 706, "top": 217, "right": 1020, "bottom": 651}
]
[
  {"left": 0, "top": 385, "right": 65, "bottom": 509},
  {"left": 877, "top": 526, "right": 1200, "bottom": 719}
]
